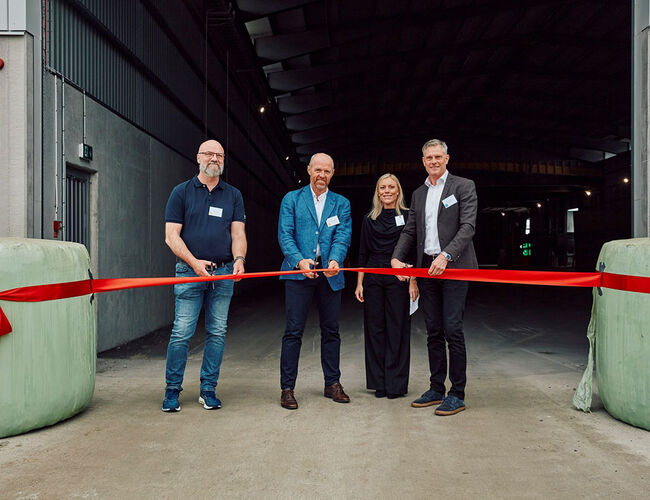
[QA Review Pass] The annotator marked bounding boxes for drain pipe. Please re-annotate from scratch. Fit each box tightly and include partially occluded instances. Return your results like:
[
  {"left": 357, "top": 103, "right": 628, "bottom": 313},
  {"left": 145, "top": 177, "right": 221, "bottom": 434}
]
[
  {"left": 82, "top": 90, "right": 87, "bottom": 143},
  {"left": 53, "top": 75, "right": 59, "bottom": 238},
  {"left": 61, "top": 78, "right": 66, "bottom": 241}
]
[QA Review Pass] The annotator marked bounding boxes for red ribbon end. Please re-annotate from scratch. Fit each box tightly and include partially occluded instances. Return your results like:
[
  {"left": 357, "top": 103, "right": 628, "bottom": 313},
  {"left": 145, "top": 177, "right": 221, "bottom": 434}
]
[{"left": 0, "top": 305, "right": 12, "bottom": 336}]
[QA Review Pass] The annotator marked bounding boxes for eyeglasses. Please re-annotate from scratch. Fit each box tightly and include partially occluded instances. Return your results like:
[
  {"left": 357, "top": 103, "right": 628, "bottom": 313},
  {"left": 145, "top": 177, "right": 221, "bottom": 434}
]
[{"left": 199, "top": 152, "right": 225, "bottom": 160}]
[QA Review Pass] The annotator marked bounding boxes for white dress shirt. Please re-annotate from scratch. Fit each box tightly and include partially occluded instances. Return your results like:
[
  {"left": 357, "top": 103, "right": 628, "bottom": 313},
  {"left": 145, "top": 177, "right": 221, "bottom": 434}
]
[
  {"left": 311, "top": 186, "right": 328, "bottom": 258},
  {"left": 424, "top": 170, "right": 449, "bottom": 256}
]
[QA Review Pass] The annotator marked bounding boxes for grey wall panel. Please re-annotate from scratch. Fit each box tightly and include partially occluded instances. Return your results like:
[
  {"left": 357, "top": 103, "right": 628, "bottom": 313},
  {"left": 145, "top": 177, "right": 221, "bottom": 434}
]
[
  {"left": 42, "top": 72, "right": 287, "bottom": 350},
  {"left": 42, "top": 1, "right": 293, "bottom": 349},
  {"left": 48, "top": 0, "right": 293, "bottom": 189},
  {"left": 43, "top": 71, "right": 191, "bottom": 350}
]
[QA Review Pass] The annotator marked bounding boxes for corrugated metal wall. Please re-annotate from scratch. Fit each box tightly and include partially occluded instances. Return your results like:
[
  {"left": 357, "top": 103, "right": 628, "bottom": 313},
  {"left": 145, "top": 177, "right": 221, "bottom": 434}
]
[
  {"left": 47, "top": 0, "right": 200, "bottom": 157},
  {"left": 45, "top": 0, "right": 291, "bottom": 195}
]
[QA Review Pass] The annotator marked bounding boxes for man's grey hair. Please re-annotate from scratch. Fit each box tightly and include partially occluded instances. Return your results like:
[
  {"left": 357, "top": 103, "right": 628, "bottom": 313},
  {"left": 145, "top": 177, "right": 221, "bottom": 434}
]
[{"left": 422, "top": 139, "right": 448, "bottom": 155}]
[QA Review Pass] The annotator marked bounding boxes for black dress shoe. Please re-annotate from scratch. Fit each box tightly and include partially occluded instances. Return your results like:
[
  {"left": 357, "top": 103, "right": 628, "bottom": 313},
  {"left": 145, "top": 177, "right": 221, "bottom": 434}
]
[
  {"left": 375, "top": 390, "right": 387, "bottom": 398},
  {"left": 387, "top": 393, "right": 405, "bottom": 399}
]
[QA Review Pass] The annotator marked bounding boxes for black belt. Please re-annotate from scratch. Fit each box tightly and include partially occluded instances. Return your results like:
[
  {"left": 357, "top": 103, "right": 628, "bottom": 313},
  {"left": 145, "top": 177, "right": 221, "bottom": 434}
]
[{"left": 176, "top": 258, "right": 231, "bottom": 268}]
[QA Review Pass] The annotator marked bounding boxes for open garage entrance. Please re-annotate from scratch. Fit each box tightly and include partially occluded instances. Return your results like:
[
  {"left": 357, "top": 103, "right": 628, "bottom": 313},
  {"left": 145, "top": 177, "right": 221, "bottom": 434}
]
[
  {"left": 237, "top": 0, "right": 632, "bottom": 271},
  {"left": 2, "top": 2, "right": 648, "bottom": 497}
]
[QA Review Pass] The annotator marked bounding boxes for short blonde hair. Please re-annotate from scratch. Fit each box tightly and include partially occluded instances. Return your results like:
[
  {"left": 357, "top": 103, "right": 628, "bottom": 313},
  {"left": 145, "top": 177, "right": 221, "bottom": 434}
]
[{"left": 369, "top": 173, "right": 408, "bottom": 220}]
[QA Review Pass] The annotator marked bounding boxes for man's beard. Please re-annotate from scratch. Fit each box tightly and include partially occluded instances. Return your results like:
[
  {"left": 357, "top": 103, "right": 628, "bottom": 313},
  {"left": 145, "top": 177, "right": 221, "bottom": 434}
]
[{"left": 200, "top": 161, "right": 223, "bottom": 177}]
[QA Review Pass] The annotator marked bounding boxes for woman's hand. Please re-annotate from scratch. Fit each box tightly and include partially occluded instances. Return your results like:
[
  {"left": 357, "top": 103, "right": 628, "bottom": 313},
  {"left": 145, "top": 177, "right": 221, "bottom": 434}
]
[
  {"left": 409, "top": 278, "right": 419, "bottom": 302},
  {"left": 355, "top": 283, "right": 364, "bottom": 303}
]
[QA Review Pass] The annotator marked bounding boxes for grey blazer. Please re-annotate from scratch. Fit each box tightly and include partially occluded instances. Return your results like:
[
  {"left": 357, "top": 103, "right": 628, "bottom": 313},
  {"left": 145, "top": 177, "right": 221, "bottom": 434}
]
[{"left": 392, "top": 173, "right": 478, "bottom": 269}]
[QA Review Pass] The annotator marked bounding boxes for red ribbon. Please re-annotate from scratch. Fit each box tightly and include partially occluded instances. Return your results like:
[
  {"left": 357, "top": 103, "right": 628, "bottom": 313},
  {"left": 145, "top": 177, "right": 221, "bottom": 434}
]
[{"left": 1, "top": 267, "right": 649, "bottom": 336}]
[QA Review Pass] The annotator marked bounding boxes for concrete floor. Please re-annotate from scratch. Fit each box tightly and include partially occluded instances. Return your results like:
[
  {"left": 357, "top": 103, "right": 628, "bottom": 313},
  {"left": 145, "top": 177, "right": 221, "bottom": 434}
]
[{"left": 1, "top": 281, "right": 649, "bottom": 499}]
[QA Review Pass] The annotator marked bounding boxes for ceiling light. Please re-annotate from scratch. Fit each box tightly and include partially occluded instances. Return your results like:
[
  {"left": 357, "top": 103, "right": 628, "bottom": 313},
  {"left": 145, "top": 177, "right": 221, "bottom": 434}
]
[
  {"left": 285, "top": 156, "right": 290, "bottom": 161},
  {"left": 259, "top": 106, "right": 265, "bottom": 113},
  {"left": 500, "top": 211, "right": 506, "bottom": 216},
  {"left": 623, "top": 177, "right": 629, "bottom": 183},
  {"left": 536, "top": 202, "right": 542, "bottom": 208},
  {"left": 585, "top": 190, "right": 592, "bottom": 196}
]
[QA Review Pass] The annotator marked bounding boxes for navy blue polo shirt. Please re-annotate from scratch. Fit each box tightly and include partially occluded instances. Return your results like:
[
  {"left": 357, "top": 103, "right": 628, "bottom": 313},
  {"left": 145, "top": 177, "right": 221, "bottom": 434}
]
[{"left": 165, "top": 176, "right": 246, "bottom": 262}]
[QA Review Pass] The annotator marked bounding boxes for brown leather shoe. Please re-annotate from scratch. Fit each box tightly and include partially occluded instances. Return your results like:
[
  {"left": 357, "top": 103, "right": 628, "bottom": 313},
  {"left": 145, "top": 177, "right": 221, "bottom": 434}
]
[
  {"left": 324, "top": 382, "right": 350, "bottom": 403},
  {"left": 281, "top": 388, "right": 298, "bottom": 409}
]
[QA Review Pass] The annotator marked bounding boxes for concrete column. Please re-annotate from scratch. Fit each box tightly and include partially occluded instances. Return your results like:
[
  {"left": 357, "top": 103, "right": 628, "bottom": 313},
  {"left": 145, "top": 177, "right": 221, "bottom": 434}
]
[
  {"left": 0, "top": 0, "right": 42, "bottom": 238},
  {"left": 633, "top": 0, "right": 650, "bottom": 237}
]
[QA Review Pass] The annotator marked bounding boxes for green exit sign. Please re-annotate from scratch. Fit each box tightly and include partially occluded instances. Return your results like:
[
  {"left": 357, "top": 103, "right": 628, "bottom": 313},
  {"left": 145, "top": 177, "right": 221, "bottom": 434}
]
[{"left": 78, "top": 143, "right": 93, "bottom": 161}]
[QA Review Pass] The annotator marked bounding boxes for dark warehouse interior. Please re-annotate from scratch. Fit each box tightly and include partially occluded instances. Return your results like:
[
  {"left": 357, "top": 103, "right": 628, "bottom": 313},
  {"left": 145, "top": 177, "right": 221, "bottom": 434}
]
[{"left": 220, "top": 0, "right": 632, "bottom": 272}]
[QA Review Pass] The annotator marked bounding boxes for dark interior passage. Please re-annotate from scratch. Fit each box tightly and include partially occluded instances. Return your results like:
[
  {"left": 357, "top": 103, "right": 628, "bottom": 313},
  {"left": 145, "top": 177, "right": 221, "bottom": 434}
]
[{"left": 232, "top": 0, "right": 632, "bottom": 272}]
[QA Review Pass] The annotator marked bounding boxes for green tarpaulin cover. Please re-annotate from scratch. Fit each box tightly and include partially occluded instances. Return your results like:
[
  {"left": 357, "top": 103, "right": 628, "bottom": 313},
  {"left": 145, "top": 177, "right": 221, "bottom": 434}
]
[{"left": 0, "top": 238, "right": 96, "bottom": 438}]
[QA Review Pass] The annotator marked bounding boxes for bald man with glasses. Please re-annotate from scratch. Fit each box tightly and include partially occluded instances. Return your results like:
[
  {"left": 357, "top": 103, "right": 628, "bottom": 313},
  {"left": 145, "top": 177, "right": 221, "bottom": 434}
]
[{"left": 162, "top": 139, "right": 247, "bottom": 413}]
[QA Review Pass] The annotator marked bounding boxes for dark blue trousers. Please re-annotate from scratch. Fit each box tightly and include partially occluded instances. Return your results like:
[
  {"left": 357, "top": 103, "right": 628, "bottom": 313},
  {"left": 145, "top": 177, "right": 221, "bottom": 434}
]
[{"left": 280, "top": 276, "right": 342, "bottom": 389}]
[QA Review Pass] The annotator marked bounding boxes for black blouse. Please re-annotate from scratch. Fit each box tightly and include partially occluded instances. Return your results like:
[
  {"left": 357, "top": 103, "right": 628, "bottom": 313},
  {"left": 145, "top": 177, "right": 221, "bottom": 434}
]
[{"left": 358, "top": 208, "right": 409, "bottom": 268}]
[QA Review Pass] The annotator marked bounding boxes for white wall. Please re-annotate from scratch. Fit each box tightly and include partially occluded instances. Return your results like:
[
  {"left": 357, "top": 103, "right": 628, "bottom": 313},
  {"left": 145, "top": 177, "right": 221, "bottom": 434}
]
[{"left": 0, "top": 34, "right": 33, "bottom": 237}]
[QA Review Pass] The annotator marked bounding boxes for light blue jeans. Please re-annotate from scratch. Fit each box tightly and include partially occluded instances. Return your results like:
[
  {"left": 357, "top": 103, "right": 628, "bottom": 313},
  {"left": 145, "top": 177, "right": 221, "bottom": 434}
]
[{"left": 165, "top": 261, "right": 234, "bottom": 392}]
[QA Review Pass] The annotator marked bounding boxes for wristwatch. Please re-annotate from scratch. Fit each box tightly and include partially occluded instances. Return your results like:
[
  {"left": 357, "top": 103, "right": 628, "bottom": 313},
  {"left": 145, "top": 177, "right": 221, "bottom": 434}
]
[
  {"left": 442, "top": 252, "right": 452, "bottom": 261},
  {"left": 234, "top": 255, "right": 246, "bottom": 264}
]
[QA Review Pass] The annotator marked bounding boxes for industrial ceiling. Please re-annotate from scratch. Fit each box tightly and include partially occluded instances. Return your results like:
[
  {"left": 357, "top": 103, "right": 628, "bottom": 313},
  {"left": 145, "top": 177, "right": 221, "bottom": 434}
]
[{"left": 231, "top": 0, "right": 630, "bottom": 165}]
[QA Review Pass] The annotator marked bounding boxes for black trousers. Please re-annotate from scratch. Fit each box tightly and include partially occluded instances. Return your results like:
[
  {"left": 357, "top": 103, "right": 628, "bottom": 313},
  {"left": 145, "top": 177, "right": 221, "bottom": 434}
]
[
  {"left": 280, "top": 276, "right": 342, "bottom": 389},
  {"left": 418, "top": 257, "right": 469, "bottom": 400},
  {"left": 363, "top": 273, "right": 411, "bottom": 395}
]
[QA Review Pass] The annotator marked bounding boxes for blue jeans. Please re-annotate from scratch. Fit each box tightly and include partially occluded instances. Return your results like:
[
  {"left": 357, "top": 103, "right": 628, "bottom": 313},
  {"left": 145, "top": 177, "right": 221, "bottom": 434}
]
[{"left": 165, "top": 261, "right": 234, "bottom": 392}]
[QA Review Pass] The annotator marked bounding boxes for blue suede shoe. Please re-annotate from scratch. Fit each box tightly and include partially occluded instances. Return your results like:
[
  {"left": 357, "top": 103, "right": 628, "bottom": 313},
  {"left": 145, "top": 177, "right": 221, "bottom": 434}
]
[
  {"left": 435, "top": 395, "right": 466, "bottom": 416},
  {"left": 411, "top": 389, "right": 445, "bottom": 408},
  {"left": 198, "top": 390, "right": 222, "bottom": 410},
  {"left": 162, "top": 388, "right": 181, "bottom": 412}
]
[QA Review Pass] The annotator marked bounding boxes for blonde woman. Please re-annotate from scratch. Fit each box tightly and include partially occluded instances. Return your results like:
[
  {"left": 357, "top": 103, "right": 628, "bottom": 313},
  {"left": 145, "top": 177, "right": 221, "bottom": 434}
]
[{"left": 355, "top": 174, "right": 418, "bottom": 398}]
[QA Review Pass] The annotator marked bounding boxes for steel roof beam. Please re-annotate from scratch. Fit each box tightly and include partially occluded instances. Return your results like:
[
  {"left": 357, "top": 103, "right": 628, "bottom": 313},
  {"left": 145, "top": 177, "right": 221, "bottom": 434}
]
[
  {"left": 267, "top": 51, "right": 623, "bottom": 92},
  {"left": 236, "top": 0, "right": 320, "bottom": 20},
  {"left": 255, "top": 23, "right": 626, "bottom": 64},
  {"left": 290, "top": 115, "right": 629, "bottom": 155}
]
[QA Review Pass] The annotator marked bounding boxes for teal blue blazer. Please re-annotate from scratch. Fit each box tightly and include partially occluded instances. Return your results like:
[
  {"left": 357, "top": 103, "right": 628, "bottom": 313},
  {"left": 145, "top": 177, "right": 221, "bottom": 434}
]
[{"left": 278, "top": 186, "right": 352, "bottom": 291}]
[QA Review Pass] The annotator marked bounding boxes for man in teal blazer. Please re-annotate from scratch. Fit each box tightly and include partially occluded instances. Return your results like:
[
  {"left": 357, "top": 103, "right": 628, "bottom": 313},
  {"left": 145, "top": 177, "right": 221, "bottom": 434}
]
[{"left": 277, "top": 153, "right": 352, "bottom": 409}]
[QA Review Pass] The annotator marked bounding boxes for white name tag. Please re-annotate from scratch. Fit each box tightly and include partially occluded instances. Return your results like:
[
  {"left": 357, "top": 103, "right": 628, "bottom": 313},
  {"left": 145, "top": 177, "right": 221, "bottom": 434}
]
[
  {"left": 442, "top": 195, "right": 458, "bottom": 208},
  {"left": 208, "top": 206, "right": 223, "bottom": 217},
  {"left": 326, "top": 215, "right": 340, "bottom": 227},
  {"left": 395, "top": 215, "right": 405, "bottom": 226}
]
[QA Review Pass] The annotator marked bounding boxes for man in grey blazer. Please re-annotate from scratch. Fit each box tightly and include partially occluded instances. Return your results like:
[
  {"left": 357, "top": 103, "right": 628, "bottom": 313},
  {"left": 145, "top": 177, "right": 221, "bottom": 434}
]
[{"left": 391, "top": 139, "right": 477, "bottom": 416}]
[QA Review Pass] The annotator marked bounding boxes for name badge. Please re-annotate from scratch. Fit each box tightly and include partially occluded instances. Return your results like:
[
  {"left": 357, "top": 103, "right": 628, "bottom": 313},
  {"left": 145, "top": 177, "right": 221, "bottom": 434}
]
[
  {"left": 442, "top": 195, "right": 458, "bottom": 208},
  {"left": 326, "top": 215, "right": 340, "bottom": 227},
  {"left": 395, "top": 215, "right": 405, "bottom": 226},
  {"left": 208, "top": 206, "right": 223, "bottom": 217}
]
